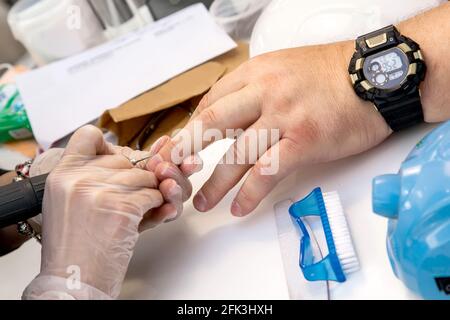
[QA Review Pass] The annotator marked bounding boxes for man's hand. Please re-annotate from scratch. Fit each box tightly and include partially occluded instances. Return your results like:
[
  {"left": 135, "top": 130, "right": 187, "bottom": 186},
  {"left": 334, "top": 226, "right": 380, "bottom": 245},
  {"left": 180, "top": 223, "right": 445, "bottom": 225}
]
[
  {"left": 119, "top": 135, "right": 202, "bottom": 230},
  {"left": 153, "top": 3, "right": 449, "bottom": 217},
  {"left": 155, "top": 42, "right": 391, "bottom": 217}
]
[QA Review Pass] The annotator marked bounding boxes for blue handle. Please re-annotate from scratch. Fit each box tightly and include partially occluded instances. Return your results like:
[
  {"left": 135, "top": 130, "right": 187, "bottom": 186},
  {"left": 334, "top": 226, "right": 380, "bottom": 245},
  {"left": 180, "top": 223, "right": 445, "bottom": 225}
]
[{"left": 289, "top": 188, "right": 346, "bottom": 282}]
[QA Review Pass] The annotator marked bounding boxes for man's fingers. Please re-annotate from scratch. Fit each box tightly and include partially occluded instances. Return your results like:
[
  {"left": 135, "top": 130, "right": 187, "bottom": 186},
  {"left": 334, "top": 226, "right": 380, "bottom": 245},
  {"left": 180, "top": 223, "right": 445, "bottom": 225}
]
[
  {"left": 139, "top": 203, "right": 177, "bottom": 232},
  {"left": 159, "top": 179, "right": 183, "bottom": 220},
  {"left": 139, "top": 179, "right": 182, "bottom": 232},
  {"left": 232, "top": 138, "right": 301, "bottom": 216},
  {"left": 154, "top": 162, "right": 192, "bottom": 201},
  {"left": 112, "top": 136, "right": 168, "bottom": 168},
  {"left": 191, "top": 66, "right": 248, "bottom": 119},
  {"left": 193, "top": 120, "right": 278, "bottom": 212},
  {"left": 180, "top": 85, "right": 262, "bottom": 151},
  {"left": 109, "top": 135, "right": 169, "bottom": 167},
  {"left": 180, "top": 154, "right": 203, "bottom": 176},
  {"left": 65, "top": 125, "right": 114, "bottom": 156},
  {"left": 148, "top": 135, "right": 171, "bottom": 154},
  {"left": 142, "top": 136, "right": 177, "bottom": 171},
  {"left": 156, "top": 86, "right": 262, "bottom": 165},
  {"left": 193, "top": 162, "right": 250, "bottom": 213}
]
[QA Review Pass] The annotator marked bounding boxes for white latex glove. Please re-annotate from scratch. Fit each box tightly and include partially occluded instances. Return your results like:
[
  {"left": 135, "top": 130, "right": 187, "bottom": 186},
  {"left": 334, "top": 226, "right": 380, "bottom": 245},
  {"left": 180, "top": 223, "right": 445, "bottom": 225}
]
[
  {"left": 118, "top": 138, "right": 202, "bottom": 231},
  {"left": 30, "top": 148, "right": 65, "bottom": 177},
  {"left": 28, "top": 148, "right": 65, "bottom": 228},
  {"left": 28, "top": 137, "right": 202, "bottom": 232},
  {"left": 23, "top": 126, "right": 167, "bottom": 300}
]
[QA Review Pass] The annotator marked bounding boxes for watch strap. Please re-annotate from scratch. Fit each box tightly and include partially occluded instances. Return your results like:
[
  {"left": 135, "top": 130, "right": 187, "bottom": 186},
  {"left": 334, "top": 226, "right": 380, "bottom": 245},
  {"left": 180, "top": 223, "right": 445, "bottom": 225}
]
[{"left": 375, "top": 91, "right": 424, "bottom": 131}]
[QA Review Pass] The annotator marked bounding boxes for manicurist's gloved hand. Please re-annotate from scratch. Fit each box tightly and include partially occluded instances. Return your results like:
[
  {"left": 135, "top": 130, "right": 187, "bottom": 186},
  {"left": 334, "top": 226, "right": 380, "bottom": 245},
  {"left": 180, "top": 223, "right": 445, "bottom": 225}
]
[
  {"left": 28, "top": 135, "right": 201, "bottom": 232},
  {"left": 119, "top": 135, "right": 202, "bottom": 231},
  {"left": 30, "top": 148, "right": 66, "bottom": 177},
  {"left": 27, "top": 148, "right": 66, "bottom": 228},
  {"left": 22, "top": 126, "right": 188, "bottom": 300}
]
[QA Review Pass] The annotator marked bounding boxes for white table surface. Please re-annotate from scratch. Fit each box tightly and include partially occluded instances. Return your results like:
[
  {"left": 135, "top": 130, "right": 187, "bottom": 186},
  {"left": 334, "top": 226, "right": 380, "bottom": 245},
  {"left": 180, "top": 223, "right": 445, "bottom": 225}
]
[{"left": 0, "top": 124, "right": 436, "bottom": 300}]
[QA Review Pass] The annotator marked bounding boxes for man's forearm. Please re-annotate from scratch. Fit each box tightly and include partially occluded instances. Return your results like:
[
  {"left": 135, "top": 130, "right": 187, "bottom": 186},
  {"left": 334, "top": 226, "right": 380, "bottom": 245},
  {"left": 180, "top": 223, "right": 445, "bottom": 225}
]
[{"left": 397, "top": 3, "right": 449, "bottom": 122}]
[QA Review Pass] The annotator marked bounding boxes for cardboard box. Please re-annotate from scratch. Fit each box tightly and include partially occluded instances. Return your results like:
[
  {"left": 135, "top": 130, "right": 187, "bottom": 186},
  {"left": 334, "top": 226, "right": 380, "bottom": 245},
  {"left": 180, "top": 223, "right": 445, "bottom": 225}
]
[{"left": 99, "top": 42, "right": 249, "bottom": 149}]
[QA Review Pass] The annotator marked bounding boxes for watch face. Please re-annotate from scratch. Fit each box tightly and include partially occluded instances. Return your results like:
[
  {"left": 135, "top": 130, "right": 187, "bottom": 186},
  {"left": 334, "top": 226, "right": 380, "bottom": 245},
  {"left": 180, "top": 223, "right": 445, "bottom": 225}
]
[{"left": 363, "top": 47, "right": 409, "bottom": 90}]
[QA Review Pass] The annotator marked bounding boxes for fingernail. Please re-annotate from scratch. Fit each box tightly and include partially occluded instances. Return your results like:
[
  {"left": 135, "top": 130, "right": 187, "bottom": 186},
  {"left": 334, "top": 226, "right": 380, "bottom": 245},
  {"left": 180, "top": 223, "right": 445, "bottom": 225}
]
[
  {"left": 168, "top": 184, "right": 182, "bottom": 198},
  {"left": 164, "top": 209, "right": 178, "bottom": 223},
  {"left": 193, "top": 155, "right": 204, "bottom": 172},
  {"left": 182, "top": 155, "right": 203, "bottom": 175},
  {"left": 146, "top": 154, "right": 163, "bottom": 170},
  {"left": 150, "top": 136, "right": 168, "bottom": 155},
  {"left": 231, "top": 200, "right": 243, "bottom": 217},
  {"left": 161, "top": 164, "right": 178, "bottom": 177},
  {"left": 167, "top": 208, "right": 178, "bottom": 220},
  {"left": 193, "top": 191, "right": 207, "bottom": 212}
]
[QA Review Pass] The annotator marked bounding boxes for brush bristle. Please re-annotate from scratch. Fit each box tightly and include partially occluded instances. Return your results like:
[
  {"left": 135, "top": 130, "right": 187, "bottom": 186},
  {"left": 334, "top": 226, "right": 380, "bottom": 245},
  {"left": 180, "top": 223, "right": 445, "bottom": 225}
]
[{"left": 323, "top": 191, "right": 360, "bottom": 275}]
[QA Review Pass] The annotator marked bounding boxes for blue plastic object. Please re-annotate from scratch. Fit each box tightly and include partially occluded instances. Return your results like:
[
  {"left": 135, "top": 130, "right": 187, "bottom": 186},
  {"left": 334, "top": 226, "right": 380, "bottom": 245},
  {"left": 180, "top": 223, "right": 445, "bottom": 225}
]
[
  {"left": 373, "top": 121, "right": 450, "bottom": 300},
  {"left": 289, "top": 188, "right": 346, "bottom": 283}
]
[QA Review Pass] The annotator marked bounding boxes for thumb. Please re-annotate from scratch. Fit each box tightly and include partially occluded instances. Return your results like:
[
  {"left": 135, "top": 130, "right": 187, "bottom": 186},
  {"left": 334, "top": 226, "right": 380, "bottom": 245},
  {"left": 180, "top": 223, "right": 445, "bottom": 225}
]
[
  {"left": 30, "top": 148, "right": 65, "bottom": 176},
  {"left": 64, "top": 125, "right": 114, "bottom": 156}
]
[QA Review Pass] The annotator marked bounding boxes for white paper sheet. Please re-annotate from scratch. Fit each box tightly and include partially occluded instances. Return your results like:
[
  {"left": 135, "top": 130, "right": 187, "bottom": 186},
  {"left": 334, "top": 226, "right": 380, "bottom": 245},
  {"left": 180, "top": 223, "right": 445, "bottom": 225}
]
[{"left": 16, "top": 4, "right": 236, "bottom": 149}]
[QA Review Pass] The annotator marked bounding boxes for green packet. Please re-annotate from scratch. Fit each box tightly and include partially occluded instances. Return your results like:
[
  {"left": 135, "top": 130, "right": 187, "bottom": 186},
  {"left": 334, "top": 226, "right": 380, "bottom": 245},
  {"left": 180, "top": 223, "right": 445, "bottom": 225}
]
[{"left": 0, "top": 83, "right": 33, "bottom": 144}]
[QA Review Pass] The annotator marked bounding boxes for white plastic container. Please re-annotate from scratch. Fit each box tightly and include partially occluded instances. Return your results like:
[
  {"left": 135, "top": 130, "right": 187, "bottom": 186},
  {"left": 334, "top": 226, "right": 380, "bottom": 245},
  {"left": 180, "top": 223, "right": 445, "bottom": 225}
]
[
  {"left": 89, "top": 0, "right": 153, "bottom": 40},
  {"left": 8, "top": 0, "right": 105, "bottom": 66},
  {"left": 250, "top": 0, "right": 446, "bottom": 57},
  {"left": 210, "top": 0, "right": 271, "bottom": 40}
]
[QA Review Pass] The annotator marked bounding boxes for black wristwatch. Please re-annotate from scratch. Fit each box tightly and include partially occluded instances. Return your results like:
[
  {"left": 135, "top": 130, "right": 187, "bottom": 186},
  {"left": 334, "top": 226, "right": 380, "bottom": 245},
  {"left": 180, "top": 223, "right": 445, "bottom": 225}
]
[{"left": 348, "top": 25, "right": 426, "bottom": 131}]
